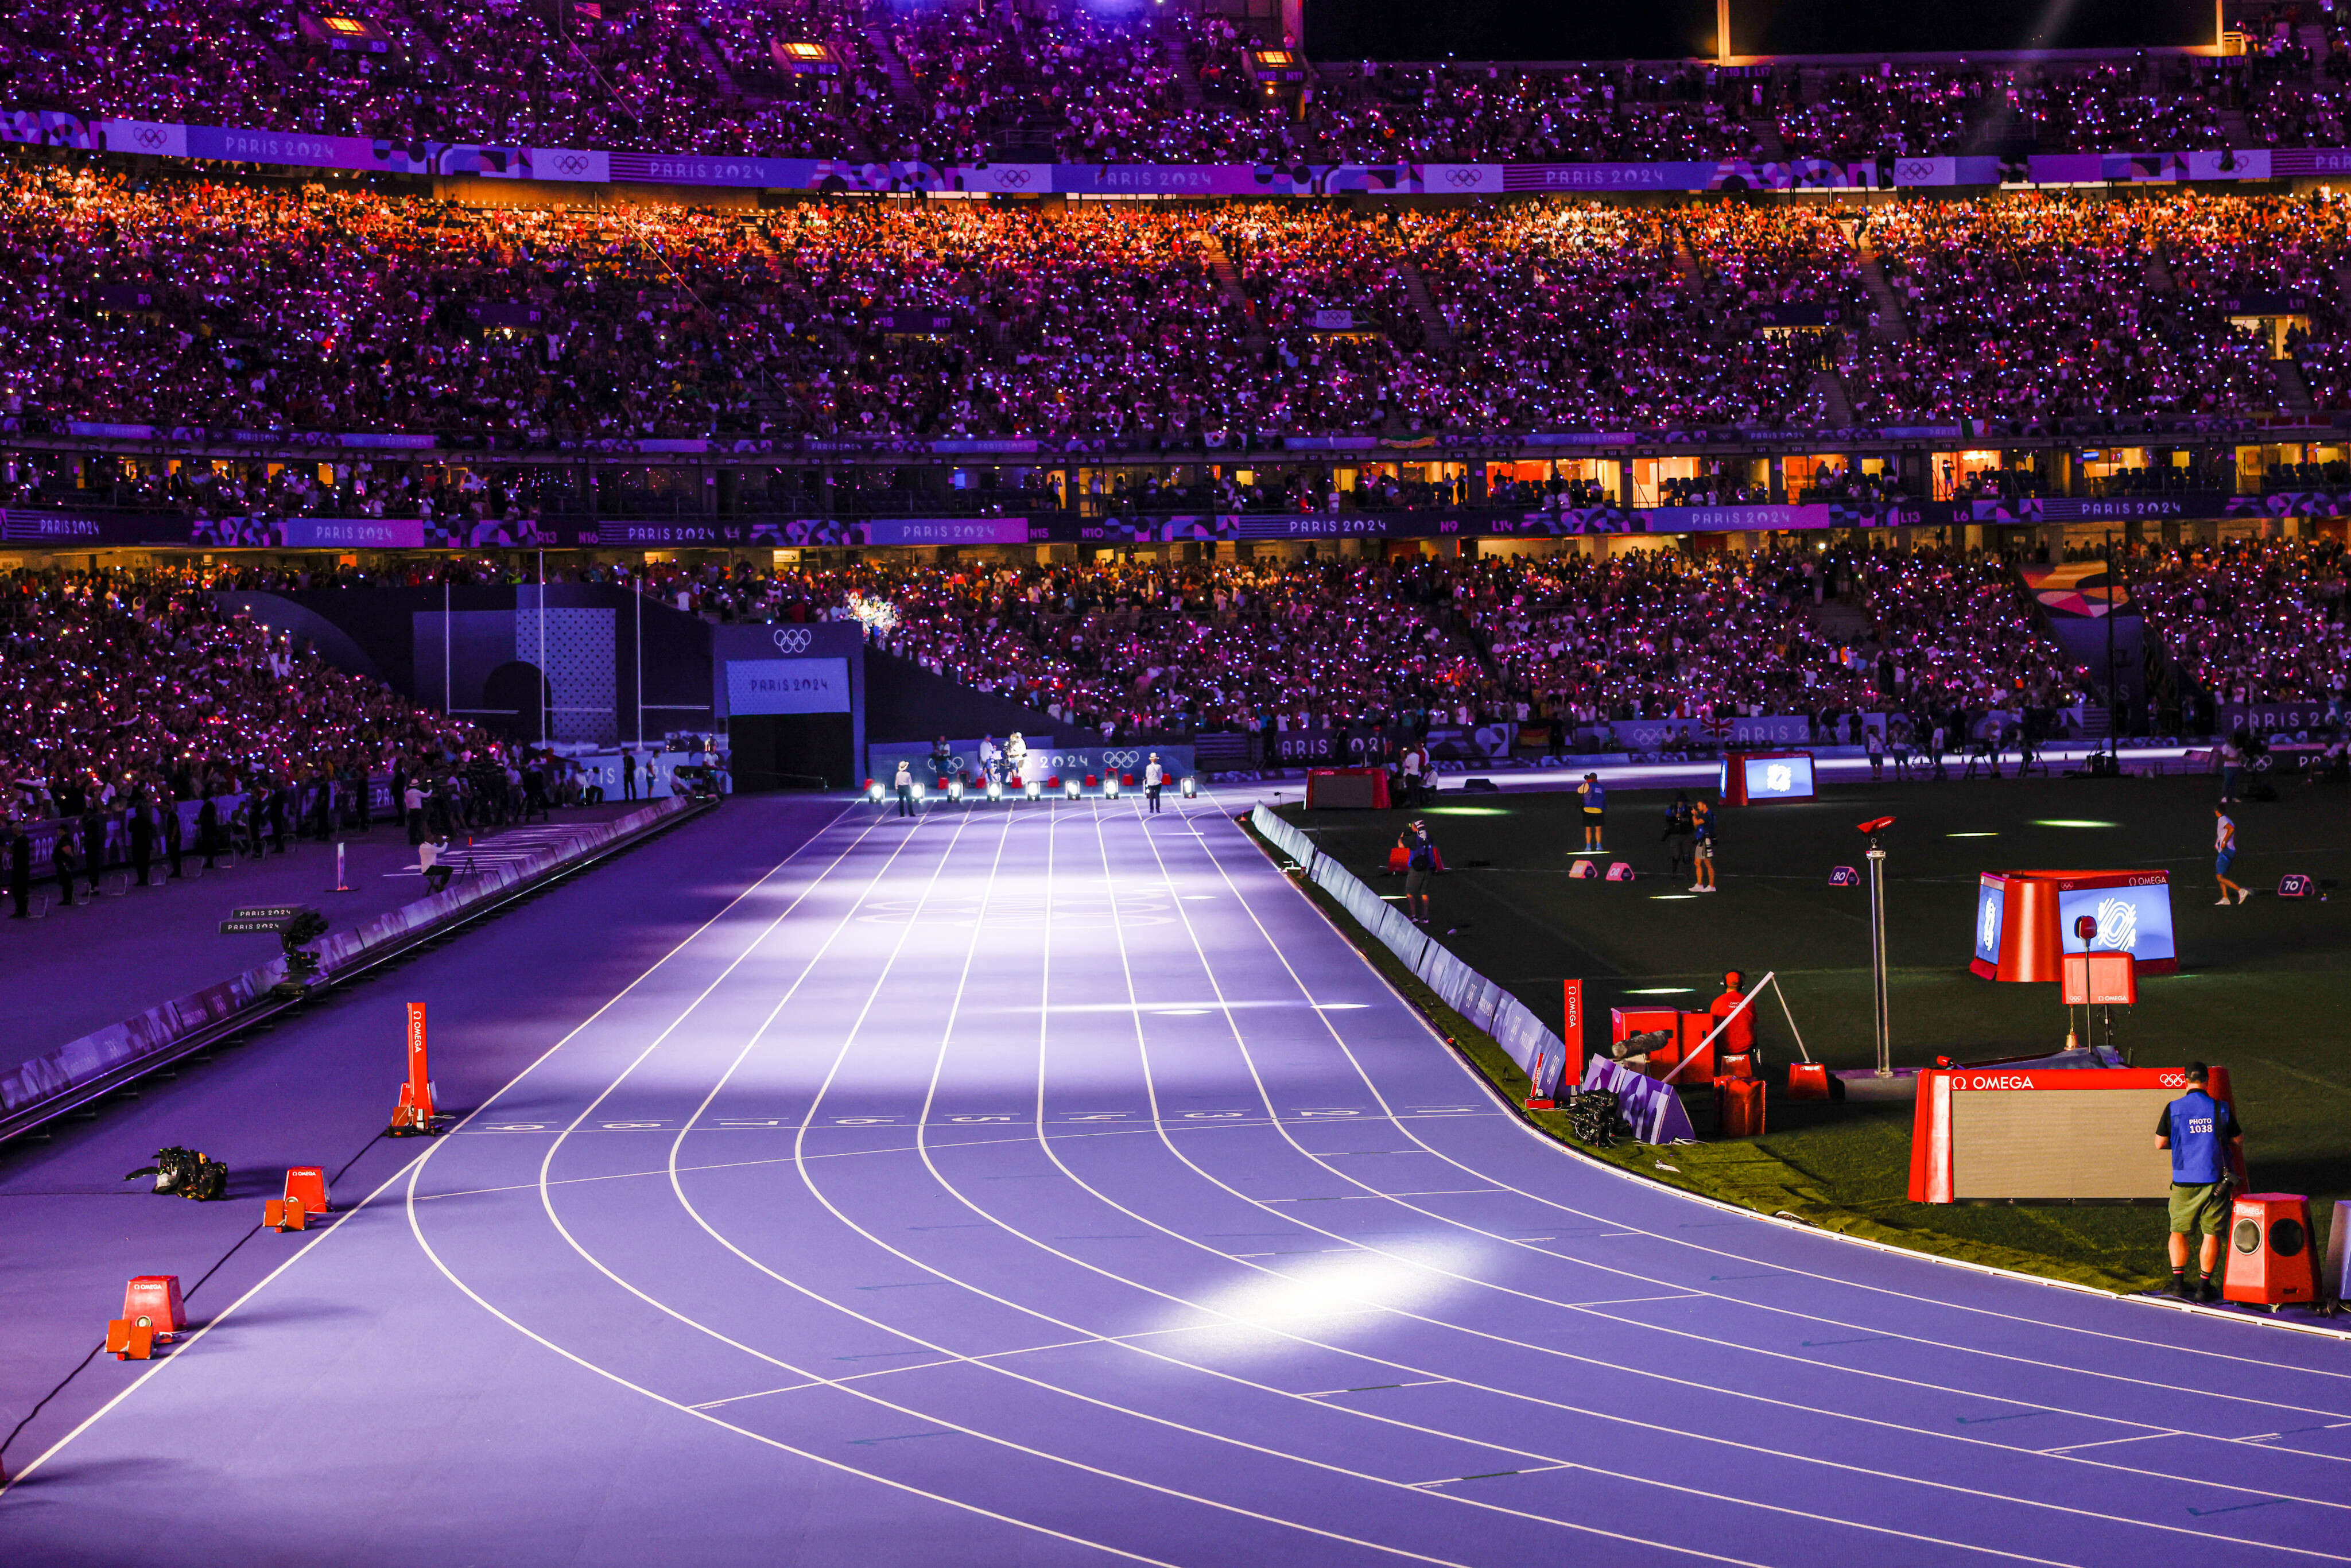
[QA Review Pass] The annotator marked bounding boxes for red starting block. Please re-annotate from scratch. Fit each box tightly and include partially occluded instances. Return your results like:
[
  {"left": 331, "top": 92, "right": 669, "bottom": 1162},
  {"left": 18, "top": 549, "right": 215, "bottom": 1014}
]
[
  {"left": 263, "top": 1199, "right": 308, "bottom": 1232},
  {"left": 105, "top": 1319, "right": 158, "bottom": 1360},
  {"left": 114, "top": 1275, "right": 185, "bottom": 1354},
  {"left": 1084, "top": 774, "right": 1100, "bottom": 789},
  {"left": 1787, "top": 1062, "right": 1831, "bottom": 1099},
  {"left": 1604, "top": 862, "right": 1635, "bottom": 882},
  {"left": 389, "top": 1002, "right": 439, "bottom": 1136},
  {"left": 1716, "top": 1077, "right": 1766, "bottom": 1137},
  {"left": 284, "top": 1166, "right": 329, "bottom": 1214}
]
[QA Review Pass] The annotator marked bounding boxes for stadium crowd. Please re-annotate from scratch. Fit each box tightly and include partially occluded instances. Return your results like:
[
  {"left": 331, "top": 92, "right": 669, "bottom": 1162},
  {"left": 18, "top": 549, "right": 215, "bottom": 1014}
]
[
  {"left": 17, "top": 170, "right": 2351, "bottom": 444},
  {"left": 2135, "top": 537, "right": 2351, "bottom": 707},
  {"left": 0, "top": 2, "right": 2334, "bottom": 162},
  {"left": 0, "top": 540, "right": 2341, "bottom": 896},
  {"left": 0, "top": 568, "right": 484, "bottom": 809}
]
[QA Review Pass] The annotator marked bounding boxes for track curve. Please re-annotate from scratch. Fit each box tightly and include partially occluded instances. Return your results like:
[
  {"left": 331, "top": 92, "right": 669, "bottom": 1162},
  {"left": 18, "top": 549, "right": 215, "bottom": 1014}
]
[{"left": 8, "top": 796, "right": 2347, "bottom": 1567}]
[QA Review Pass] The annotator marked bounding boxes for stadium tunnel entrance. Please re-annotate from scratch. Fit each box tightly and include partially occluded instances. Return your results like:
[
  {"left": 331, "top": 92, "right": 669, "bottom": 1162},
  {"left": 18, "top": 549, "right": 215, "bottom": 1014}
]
[{"left": 727, "top": 713, "right": 855, "bottom": 791}]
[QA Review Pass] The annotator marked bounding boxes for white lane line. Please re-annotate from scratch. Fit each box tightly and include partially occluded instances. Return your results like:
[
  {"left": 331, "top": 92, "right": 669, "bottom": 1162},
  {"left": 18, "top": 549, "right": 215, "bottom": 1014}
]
[
  {"left": 406, "top": 1162, "right": 1177, "bottom": 1567},
  {"left": 404, "top": 812, "right": 1188, "bottom": 1563},
  {"left": 1410, "top": 1462, "right": 1579, "bottom": 1489},
  {"left": 671, "top": 793, "right": 1789, "bottom": 1565},
  {"left": 688, "top": 1326, "right": 1250, "bottom": 1412},
  {"left": 1119, "top": 819, "right": 2351, "bottom": 1551},
  {"left": 1207, "top": 821, "right": 2351, "bottom": 1394},
  {"left": 1180, "top": 825, "right": 2351, "bottom": 1452},
  {"left": 745, "top": 809, "right": 1499, "bottom": 1564},
  {"left": 1302, "top": 1380, "right": 1454, "bottom": 1399},
  {"left": 519, "top": 810, "right": 1476, "bottom": 1565},
  {"left": 3, "top": 802, "right": 862, "bottom": 1497},
  {"left": 2039, "top": 1434, "right": 2179, "bottom": 1455},
  {"left": 724, "top": 804, "right": 2304, "bottom": 1568}
]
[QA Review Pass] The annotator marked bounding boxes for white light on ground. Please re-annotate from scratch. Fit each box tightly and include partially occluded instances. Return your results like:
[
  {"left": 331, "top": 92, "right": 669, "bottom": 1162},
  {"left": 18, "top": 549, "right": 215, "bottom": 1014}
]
[
  {"left": 1947, "top": 831, "right": 1997, "bottom": 838},
  {"left": 2034, "top": 820, "right": 2119, "bottom": 829},
  {"left": 1651, "top": 894, "right": 1697, "bottom": 901},
  {"left": 1189, "top": 1248, "right": 1465, "bottom": 1334},
  {"left": 1625, "top": 987, "right": 1694, "bottom": 995}
]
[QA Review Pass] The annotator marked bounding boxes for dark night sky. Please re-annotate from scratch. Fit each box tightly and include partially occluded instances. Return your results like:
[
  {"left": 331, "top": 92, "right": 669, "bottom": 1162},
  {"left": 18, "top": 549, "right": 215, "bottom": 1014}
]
[{"left": 1302, "top": 0, "right": 2219, "bottom": 62}]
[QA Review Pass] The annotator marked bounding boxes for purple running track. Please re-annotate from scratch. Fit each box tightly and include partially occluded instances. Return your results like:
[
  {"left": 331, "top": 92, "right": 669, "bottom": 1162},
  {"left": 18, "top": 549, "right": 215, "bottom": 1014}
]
[{"left": 3, "top": 795, "right": 2348, "bottom": 1567}]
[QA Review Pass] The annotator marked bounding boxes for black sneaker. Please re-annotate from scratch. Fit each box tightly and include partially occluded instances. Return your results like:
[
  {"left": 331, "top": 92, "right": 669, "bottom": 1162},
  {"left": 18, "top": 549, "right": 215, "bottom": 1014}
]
[
  {"left": 2197, "top": 1276, "right": 2222, "bottom": 1303},
  {"left": 2172, "top": 1273, "right": 2196, "bottom": 1299}
]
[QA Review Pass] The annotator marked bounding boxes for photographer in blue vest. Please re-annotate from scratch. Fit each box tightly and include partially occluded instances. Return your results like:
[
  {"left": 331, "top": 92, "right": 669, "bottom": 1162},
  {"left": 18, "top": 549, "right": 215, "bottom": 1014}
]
[{"left": 2155, "top": 1062, "right": 2243, "bottom": 1302}]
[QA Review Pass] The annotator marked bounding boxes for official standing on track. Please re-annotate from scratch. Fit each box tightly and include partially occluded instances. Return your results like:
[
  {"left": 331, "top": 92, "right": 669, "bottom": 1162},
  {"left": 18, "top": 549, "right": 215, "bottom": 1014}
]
[
  {"left": 2157, "top": 1062, "right": 2242, "bottom": 1301},
  {"left": 894, "top": 760, "right": 915, "bottom": 818},
  {"left": 2214, "top": 805, "right": 2248, "bottom": 905},
  {"left": 1145, "top": 754, "right": 1165, "bottom": 813},
  {"left": 1577, "top": 772, "right": 1606, "bottom": 855},
  {"left": 1689, "top": 796, "right": 1717, "bottom": 892}
]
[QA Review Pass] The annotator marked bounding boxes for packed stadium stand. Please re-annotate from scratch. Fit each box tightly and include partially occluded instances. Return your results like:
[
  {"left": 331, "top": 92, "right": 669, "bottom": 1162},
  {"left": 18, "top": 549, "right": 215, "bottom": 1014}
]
[{"left": 6, "top": 7, "right": 2351, "bottom": 1566}]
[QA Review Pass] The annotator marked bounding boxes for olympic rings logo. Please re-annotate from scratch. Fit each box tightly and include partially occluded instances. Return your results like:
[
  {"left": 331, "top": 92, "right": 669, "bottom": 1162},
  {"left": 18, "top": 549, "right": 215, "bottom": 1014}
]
[{"left": 772, "top": 627, "right": 812, "bottom": 653}]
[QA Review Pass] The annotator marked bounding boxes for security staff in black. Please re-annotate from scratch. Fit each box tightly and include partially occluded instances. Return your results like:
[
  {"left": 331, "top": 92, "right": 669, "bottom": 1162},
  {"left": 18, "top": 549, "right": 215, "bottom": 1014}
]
[
  {"left": 6, "top": 824, "right": 29, "bottom": 917},
  {"left": 2157, "top": 1062, "right": 2243, "bottom": 1302}
]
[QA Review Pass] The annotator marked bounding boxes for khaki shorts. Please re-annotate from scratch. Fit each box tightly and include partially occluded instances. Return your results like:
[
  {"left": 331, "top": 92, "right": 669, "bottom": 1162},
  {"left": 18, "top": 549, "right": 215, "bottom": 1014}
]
[
  {"left": 1404, "top": 869, "right": 1431, "bottom": 897},
  {"left": 2168, "top": 1181, "right": 2231, "bottom": 1236}
]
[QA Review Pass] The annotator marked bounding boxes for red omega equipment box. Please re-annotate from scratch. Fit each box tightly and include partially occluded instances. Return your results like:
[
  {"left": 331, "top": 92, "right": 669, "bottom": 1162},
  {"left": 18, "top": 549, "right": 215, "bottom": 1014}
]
[
  {"left": 1909, "top": 1065, "right": 2234, "bottom": 1204},
  {"left": 2223, "top": 1194, "right": 2319, "bottom": 1307},
  {"left": 2061, "top": 952, "right": 2138, "bottom": 1006},
  {"left": 1971, "top": 871, "right": 2177, "bottom": 981},
  {"left": 1609, "top": 1007, "right": 1681, "bottom": 1074}
]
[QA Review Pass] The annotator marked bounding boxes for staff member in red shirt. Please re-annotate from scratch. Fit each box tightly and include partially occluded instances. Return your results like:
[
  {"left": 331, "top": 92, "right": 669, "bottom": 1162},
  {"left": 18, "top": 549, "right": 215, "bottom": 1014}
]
[{"left": 1709, "top": 970, "right": 1757, "bottom": 1076}]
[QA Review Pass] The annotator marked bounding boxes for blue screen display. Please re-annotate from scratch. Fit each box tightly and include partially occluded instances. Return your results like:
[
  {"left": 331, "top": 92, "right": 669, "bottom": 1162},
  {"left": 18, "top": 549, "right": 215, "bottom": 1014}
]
[
  {"left": 1741, "top": 754, "right": 1814, "bottom": 800},
  {"left": 2057, "top": 882, "right": 2175, "bottom": 967},
  {"left": 1973, "top": 878, "right": 2005, "bottom": 968}
]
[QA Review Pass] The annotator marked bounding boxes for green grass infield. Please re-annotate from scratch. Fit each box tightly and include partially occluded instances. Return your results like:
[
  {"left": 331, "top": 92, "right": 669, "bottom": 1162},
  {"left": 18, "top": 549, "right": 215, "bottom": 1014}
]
[{"left": 1251, "top": 769, "right": 2350, "bottom": 1295}]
